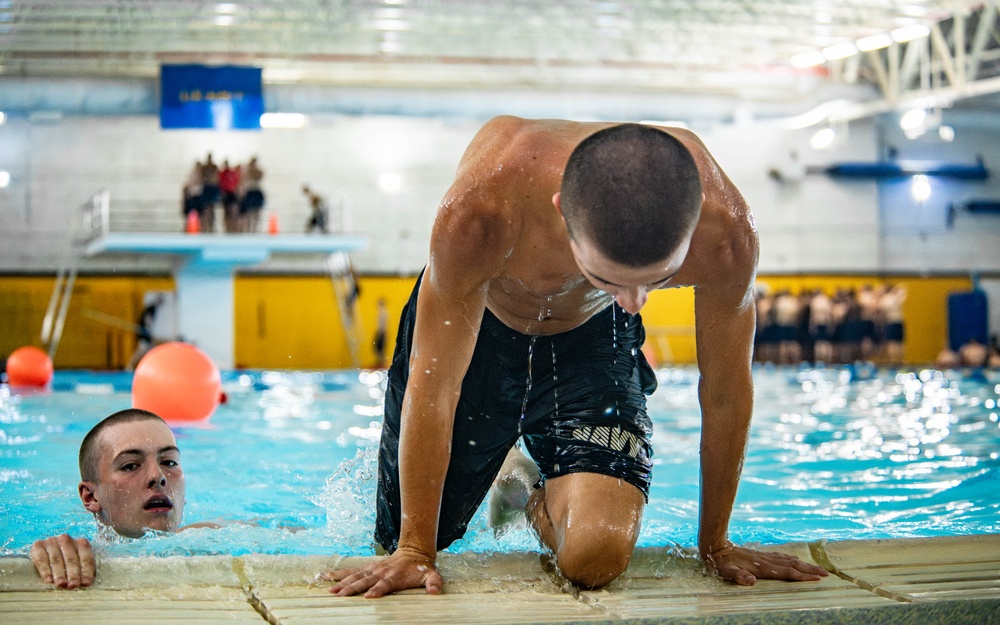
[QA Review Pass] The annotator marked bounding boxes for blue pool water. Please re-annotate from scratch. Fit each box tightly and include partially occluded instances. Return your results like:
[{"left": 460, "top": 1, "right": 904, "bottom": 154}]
[{"left": 1, "top": 366, "right": 998, "bottom": 559}]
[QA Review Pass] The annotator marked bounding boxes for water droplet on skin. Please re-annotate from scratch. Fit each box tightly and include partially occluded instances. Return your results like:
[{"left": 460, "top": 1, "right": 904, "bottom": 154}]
[
  {"left": 519, "top": 337, "right": 537, "bottom": 434},
  {"left": 444, "top": 320, "right": 452, "bottom": 325},
  {"left": 425, "top": 369, "right": 431, "bottom": 374}
]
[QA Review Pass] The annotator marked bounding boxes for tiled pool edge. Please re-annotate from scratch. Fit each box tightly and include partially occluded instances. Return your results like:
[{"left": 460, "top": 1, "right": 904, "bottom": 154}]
[{"left": 2, "top": 536, "right": 998, "bottom": 624}]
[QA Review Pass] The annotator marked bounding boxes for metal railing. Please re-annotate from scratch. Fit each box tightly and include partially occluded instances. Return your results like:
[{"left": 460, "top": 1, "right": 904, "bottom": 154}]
[{"left": 41, "top": 189, "right": 111, "bottom": 359}]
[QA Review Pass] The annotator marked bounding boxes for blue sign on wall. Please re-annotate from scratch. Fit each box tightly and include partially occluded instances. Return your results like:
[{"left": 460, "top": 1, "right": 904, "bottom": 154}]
[{"left": 160, "top": 65, "right": 263, "bottom": 130}]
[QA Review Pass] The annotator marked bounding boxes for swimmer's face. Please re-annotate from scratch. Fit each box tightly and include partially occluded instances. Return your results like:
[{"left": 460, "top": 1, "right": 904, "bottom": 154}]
[
  {"left": 568, "top": 231, "right": 690, "bottom": 315},
  {"left": 79, "top": 420, "right": 185, "bottom": 538}
]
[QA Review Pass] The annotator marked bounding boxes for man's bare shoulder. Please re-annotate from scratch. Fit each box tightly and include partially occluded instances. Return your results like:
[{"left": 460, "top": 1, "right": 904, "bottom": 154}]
[
  {"left": 458, "top": 116, "right": 592, "bottom": 173},
  {"left": 663, "top": 127, "right": 758, "bottom": 300}
]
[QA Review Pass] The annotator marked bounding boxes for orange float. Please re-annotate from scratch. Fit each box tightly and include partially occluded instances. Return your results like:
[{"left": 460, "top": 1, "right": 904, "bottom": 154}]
[
  {"left": 5, "top": 346, "right": 54, "bottom": 387},
  {"left": 132, "top": 342, "right": 222, "bottom": 424}
]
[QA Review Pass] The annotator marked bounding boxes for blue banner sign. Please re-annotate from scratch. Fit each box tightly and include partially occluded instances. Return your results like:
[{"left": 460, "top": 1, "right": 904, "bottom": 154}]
[{"left": 160, "top": 65, "right": 263, "bottom": 130}]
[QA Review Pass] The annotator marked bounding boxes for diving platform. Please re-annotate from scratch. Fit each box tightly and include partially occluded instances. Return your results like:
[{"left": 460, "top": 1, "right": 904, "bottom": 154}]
[{"left": 85, "top": 233, "right": 368, "bottom": 368}]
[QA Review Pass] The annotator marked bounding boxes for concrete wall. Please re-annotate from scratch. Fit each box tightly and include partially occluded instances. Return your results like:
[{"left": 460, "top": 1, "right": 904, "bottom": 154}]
[
  {"left": 3, "top": 109, "right": 998, "bottom": 276},
  {"left": 0, "top": 114, "right": 478, "bottom": 273}
]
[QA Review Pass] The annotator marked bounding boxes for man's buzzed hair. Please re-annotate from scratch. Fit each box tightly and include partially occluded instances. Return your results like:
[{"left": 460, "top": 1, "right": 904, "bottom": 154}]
[
  {"left": 560, "top": 123, "right": 703, "bottom": 267},
  {"left": 79, "top": 409, "right": 166, "bottom": 483}
]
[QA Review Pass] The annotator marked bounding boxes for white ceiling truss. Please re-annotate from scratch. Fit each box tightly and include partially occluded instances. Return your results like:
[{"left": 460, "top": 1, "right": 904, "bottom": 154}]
[
  {"left": 814, "top": 1, "right": 1000, "bottom": 124},
  {"left": 0, "top": 1, "right": 998, "bottom": 121}
]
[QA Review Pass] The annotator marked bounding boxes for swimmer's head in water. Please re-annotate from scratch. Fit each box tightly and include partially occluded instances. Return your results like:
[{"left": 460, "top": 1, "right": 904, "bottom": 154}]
[
  {"left": 560, "top": 123, "right": 702, "bottom": 268},
  {"left": 78, "top": 409, "right": 185, "bottom": 538}
]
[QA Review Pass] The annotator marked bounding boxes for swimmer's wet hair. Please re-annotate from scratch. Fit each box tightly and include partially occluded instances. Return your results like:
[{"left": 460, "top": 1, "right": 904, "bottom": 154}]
[
  {"left": 561, "top": 123, "right": 702, "bottom": 267},
  {"left": 79, "top": 408, "right": 167, "bottom": 483}
]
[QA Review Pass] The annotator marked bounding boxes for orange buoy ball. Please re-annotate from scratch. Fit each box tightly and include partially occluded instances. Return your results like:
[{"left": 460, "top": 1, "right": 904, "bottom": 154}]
[
  {"left": 132, "top": 342, "right": 221, "bottom": 425},
  {"left": 6, "top": 346, "right": 54, "bottom": 387}
]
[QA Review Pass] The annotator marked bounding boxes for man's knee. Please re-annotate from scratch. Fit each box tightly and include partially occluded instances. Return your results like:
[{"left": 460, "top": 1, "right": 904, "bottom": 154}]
[{"left": 555, "top": 526, "right": 635, "bottom": 588}]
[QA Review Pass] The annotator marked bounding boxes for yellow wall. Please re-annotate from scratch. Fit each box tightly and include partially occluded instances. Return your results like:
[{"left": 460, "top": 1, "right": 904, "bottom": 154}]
[
  {"left": 0, "top": 273, "right": 976, "bottom": 370},
  {"left": 232, "top": 274, "right": 415, "bottom": 369},
  {"left": 0, "top": 275, "right": 175, "bottom": 369}
]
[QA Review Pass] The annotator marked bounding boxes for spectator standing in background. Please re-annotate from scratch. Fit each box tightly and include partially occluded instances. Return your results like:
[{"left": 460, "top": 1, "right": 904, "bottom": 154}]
[
  {"left": 878, "top": 284, "right": 907, "bottom": 366},
  {"left": 181, "top": 161, "right": 204, "bottom": 232},
  {"left": 200, "top": 154, "right": 221, "bottom": 233},
  {"left": 773, "top": 290, "right": 801, "bottom": 364},
  {"left": 809, "top": 289, "right": 834, "bottom": 364},
  {"left": 219, "top": 160, "right": 242, "bottom": 233},
  {"left": 303, "top": 185, "right": 329, "bottom": 234},
  {"left": 240, "top": 156, "right": 265, "bottom": 233}
]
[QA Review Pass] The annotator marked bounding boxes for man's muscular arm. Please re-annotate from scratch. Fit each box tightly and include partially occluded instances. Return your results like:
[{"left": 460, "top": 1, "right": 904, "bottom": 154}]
[
  {"left": 691, "top": 164, "right": 827, "bottom": 585},
  {"left": 328, "top": 118, "right": 521, "bottom": 598}
]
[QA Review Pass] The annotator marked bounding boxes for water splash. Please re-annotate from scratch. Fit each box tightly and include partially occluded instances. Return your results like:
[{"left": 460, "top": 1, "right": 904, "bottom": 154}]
[{"left": 313, "top": 448, "right": 379, "bottom": 552}]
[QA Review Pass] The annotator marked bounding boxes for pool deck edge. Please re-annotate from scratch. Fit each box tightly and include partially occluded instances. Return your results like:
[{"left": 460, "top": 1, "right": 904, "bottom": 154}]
[{"left": 2, "top": 535, "right": 998, "bottom": 624}]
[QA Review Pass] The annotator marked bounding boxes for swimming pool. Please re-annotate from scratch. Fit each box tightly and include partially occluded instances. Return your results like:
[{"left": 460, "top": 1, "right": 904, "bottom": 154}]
[{"left": 1, "top": 366, "right": 997, "bottom": 560}]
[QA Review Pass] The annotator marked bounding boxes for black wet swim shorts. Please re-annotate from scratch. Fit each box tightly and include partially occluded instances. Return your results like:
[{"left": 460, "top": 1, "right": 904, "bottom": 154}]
[{"left": 374, "top": 273, "right": 657, "bottom": 553}]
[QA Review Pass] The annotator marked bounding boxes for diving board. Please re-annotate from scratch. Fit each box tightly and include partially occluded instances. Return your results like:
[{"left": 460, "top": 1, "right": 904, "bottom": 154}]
[{"left": 85, "top": 233, "right": 367, "bottom": 368}]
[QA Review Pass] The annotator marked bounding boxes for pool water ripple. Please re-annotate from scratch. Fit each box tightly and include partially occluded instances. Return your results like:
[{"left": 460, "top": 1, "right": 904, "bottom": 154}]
[{"left": 0, "top": 365, "right": 997, "bottom": 558}]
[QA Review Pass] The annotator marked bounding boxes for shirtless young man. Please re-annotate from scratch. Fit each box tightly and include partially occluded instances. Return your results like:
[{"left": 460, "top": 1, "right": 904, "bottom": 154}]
[
  {"left": 330, "top": 117, "right": 827, "bottom": 598},
  {"left": 30, "top": 409, "right": 193, "bottom": 589}
]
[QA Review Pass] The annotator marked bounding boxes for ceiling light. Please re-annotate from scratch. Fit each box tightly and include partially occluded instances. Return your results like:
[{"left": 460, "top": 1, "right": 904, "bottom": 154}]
[
  {"left": 823, "top": 43, "right": 858, "bottom": 61},
  {"left": 639, "top": 120, "right": 689, "bottom": 129},
  {"left": 379, "top": 173, "right": 402, "bottom": 193},
  {"left": 899, "top": 108, "right": 927, "bottom": 131},
  {"left": 810, "top": 128, "right": 836, "bottom": 150},
  {"left": 938, "top": 125, "right": 955, "bottom": 142},
  {"left": 899, "top": 5, "right": 929, "bottom": 17},
  {"left": 259, "top": 113, "right": 308, "bottom": 129},
  {"left": 372, "top": 19, "right": 410, "bottom": 31},
  {"left": 0, "top": 111, "right": 6, "bottom": 125},
  {"left": 857, "top": 34, "right": 893, "bottom": 52},
  {"left": 780, "top": 100, "right": 853, "bottom": 130},
  {"left": 213, "top": 15, "right": 235, "bottom": 26},
  {"left": 791, "top": 51, "right": 826, "bottom": 68},
  {"left": 215, "top": 3, "right": 238, "bottom": 13},
  {"left": 262, "top": 68, "right": 304, "bottom": 83},
  {"left": 0, "top": 171, "right": 9, "bottom": 188},
  {"left": 891, "top": 24, "right": 930, "bottom": 43},
  {"left": 911, "top": 175, "right": 931, "bottom": 203}
]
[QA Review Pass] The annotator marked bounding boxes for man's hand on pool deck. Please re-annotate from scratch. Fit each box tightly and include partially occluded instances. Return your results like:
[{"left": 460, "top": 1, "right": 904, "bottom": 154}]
[
  {"left": 324, "top": 547, "right": 443, "bottom": 598},
  {"left": 30, "top": 534, "right": 96, "bottom": 589},
  {"left": 704, "top": 542, "right": 829, "bottom": 585}
]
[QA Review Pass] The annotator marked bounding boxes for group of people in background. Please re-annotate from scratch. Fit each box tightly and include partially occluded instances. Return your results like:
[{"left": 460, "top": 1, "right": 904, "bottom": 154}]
[
  {"left": 936, "top": 336, "right": 1000, "bottom": 369},
  {"left": 182, "top": 153, "right": 265, "bottom": 233},
  {"left": 754, "top": 283, "right": 908, "bottom": 366}
]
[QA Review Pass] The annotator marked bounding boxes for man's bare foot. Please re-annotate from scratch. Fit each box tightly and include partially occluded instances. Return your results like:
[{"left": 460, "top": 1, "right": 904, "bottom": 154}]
[{"left": 488, "top": 445, "right": 541, "bottom": 536}]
